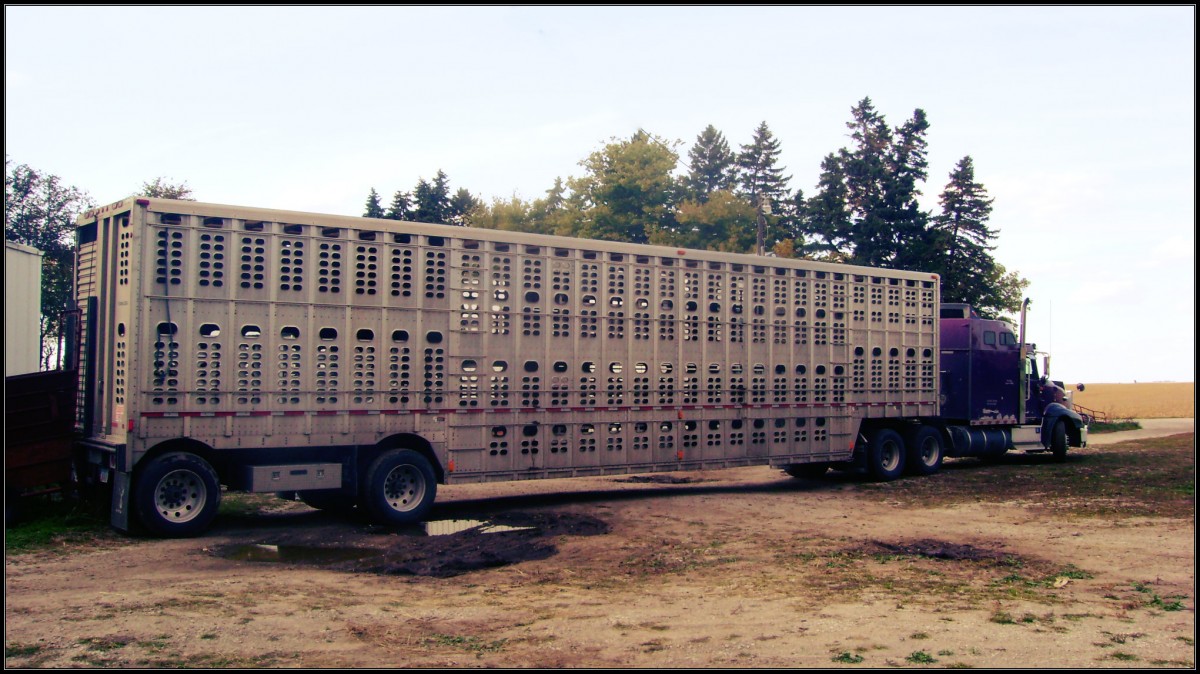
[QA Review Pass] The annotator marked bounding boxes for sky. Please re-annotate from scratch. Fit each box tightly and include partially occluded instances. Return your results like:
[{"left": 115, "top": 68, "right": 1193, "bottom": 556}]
[{"left": 5, "top": 6, "right": 1195, "bottom": 384}]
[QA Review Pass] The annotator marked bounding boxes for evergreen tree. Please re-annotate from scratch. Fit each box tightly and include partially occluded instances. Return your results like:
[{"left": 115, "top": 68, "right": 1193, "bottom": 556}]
[
  {"left": 413, "top": 170, "right": 452, "bottom": 223},
  {"left": 386, "top": 190, "right": 413, "bottom": 220},
  {"left": 736, "top": 121, "right": 793, "bottom": 252},
  {"left": 683, "top": 125, "right": 736, "bottom": 202},
  {"left": 736, "top": 121, "right": 792, "bottom": 208},
  {"left": 932, "top": 156, "right": 1026, "bottom": 317},
  {"left": 363, "top": 188, "right": 385, "bottom": 218},
  {"left": 803, "top": 98, "right": 934, "bottom": 269},
  {"left": 447, "top": 187, "right": 481, "bottom": 227},
  {"left": 838, "top": 97, "right": 896, "bottom": 267},
  {"left": 885, "top": 109, "right": 934, "bottom": 271},
  {"left": 802, "top": 152, "right": 854, "bottom": 261},
  {"left": 529, "top": 177, "right": 573, "bottom": 236}
]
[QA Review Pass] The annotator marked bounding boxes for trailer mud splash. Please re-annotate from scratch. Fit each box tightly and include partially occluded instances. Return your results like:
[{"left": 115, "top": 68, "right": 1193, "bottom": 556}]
[{"left": 214, "top": 512, "right": 609, "bottom": 577}]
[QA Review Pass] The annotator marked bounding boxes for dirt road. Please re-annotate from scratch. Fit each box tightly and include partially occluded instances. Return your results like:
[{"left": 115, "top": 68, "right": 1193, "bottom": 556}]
[{"left": 5, "top": 425, "right": 1194, "bottom": 668}]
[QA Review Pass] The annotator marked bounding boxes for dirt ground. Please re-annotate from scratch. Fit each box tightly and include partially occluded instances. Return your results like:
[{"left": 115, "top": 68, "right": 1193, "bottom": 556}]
[{"left": 5, "top": 421, "right": 1195, "bottom": 668}]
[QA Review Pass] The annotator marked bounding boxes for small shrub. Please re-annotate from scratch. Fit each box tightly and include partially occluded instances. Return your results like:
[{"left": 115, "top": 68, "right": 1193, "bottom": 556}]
[{"left": 906, "top": 651, "right": 938, "bottom": 664}]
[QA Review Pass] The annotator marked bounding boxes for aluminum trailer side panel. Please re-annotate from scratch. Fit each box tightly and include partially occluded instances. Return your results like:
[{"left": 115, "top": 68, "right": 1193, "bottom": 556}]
[{"left": 74, "top": 198, "right": 939, "bottom": 487}]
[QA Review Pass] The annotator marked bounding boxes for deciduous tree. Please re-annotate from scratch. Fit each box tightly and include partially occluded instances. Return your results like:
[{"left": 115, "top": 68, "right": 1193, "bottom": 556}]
[
  {"left": 139, "top": 177, "right": 194, "bottom": 200},
  {"left": 567, "top": 130, "right": 680, "bottom": 244},
  {"left": 5, "top": 159, "right": 95, "bottom": 369}
]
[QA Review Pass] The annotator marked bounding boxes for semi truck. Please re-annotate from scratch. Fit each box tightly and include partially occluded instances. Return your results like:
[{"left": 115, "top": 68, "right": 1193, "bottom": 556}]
[{"left": 70, "top": 197, "right": 1087, "bottom": 537}]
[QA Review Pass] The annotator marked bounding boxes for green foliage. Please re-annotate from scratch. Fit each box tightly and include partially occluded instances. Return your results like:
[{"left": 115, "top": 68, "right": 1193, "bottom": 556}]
[
  {"left": 736, "top": 122, "right": 795, "bottom": 252},
  {"left": 139, "top": 177, "right": 194, "bottom": 200},
  {"left": 906, "top": 650, "right": 938, "bottom": 664},
  {"left": 666, "top": 189, "right": 757, "bottom": 252},
  {"left": 736, "top": 121, "right": 792, "bottom": 209},
  {"left": 363, "top": 188, "right": 385, "bottom": 218},
  {"left": 801, "top": 99, "right": 1025, "bottom": 318},
  {"left": 413, "top": 170, "right": 452, "bottom": 223},
  {"left": 684, "top": 124, "right": 737, "bottom": 202},
  {"left": 930, "top": 156, "right": 1027, "bottom": 318},
  {"left": 4, "top": 158, "right": 95, "bottom": 369},
  {"left": 1089, "top": 420, "right": 1141, "bottom": 433},
  {"left": 567, "top": 130, "right": 680, "bottom": 244},
  {"left": 5, "top": 495, "right": 111, "bottom": 554},
  {"left": 473, "top": 195, "right": 533, "bottom": 232},
  {"left": 358, "top": 104, "right": 1026, "bottom": 318},
  {"left": 447, "top": 187, "right": 482, "bottom": 227},
  {"left": 831, "top": 651, "right": 864, "bottom": 663},
  {"left": 386, "top": 190, "right": 413, "bottom": 221},
  {"left": 368, "top": 171, "right": 479, "bottom": 227}
]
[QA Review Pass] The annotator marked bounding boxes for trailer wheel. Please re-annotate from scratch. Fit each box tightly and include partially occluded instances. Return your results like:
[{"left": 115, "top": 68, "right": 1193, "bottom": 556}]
[
  {"left": 133, "top": 452, "right": 221, "bottom": 538},
  {"left": 784, "top": 463, "right": 829, "bottom": 480},
  {"left": 867, "top": 428, "right": 906, "bottom": 481},
  {"left": 1049, "top": 420, "right": 1068, "bottom": 462},
  {"left": 362, "top": 449, "right": 437, "bottom": 526},
  {"left": 905, "top": 426, "right": 944, "bottom": 476}
]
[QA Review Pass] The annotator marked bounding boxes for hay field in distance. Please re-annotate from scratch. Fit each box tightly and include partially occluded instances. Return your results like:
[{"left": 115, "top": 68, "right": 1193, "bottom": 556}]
[{"left": 1071, "top": 382, "right": 1194, "bottom": 419}]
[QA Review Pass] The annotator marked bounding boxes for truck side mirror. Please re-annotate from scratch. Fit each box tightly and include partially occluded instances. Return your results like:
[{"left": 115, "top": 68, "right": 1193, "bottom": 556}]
[{"left": 1076, "top": 383, "right": 1086, "bottom": 392}]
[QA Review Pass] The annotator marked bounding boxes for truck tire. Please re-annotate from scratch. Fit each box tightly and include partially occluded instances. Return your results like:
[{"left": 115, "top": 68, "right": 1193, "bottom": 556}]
[
  {"left": 905, "top": 426, "right": 944, "bottom": 476},
  {"left": 133, "top": 452, "right": 221, "bottom": 538},
  {"left": 867, "top": 428, "right": 906, "bottom": 481},
  {"left": 361, "top": 449, "right": 437, "bottom": 526},
  {"left": 1049, "top": 420, "right": 1068, "bottom": 462},
  {"left": 784, "top": 463, "right": 829, "bottom": 480}
]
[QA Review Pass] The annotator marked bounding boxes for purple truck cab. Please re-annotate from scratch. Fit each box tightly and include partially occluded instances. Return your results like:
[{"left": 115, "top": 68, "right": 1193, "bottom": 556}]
[{"left": 936, "top": 303, "right": 1087, "bottom": 459}]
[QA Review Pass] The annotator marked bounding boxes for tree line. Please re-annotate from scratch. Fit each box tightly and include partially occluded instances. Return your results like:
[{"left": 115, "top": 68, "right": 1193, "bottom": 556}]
[
  {"left": 362, "top": 98, "right": 1026, "bottom": 319},
  {"left": 4, "top": 159, "right": 193, "bottom": 369},
  {"left": 4, "top": 98, "right": 1024, "bottom": 369}
]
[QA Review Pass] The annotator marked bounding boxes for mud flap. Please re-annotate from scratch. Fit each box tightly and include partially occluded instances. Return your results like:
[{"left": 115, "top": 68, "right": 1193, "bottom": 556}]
[{"left": 110, "top": 470, "right": 132, "bottom": 533}]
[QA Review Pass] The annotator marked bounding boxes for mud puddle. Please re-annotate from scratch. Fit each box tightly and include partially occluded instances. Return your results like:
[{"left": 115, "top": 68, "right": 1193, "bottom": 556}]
[
  {"left": 214, "top": 511, "right": 608, "bottom": 578},
  {"left": 613, "top": 474, "right": 713, "bottom": 485},
  {"left": 855, "top": 538, "right": 1021, "bottom": 564}
]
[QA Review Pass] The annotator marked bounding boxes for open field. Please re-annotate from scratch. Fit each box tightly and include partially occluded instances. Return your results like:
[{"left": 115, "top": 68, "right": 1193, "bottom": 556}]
[
  {"left": 5, "top": 427, "right": 1194, "bottom": 669},
  {"left": 1073, "top": 382, "right": 1194, "bottom": 420}
]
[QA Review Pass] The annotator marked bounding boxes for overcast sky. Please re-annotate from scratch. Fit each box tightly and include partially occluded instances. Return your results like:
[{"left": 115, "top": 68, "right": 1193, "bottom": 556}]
[{"left": 5, "top": 6, "right": 1194, "bottom": 383}]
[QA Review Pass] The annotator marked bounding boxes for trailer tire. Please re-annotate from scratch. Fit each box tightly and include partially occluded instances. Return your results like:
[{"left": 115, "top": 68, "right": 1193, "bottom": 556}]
[
  {"left": 784, "top": 463, "right": 829, "bottom": 480},
  {"left": 905, "top": 426, "right": 944, "bottom": 476},
  {"left": 1049, "top": 420, "right": 1068, "bottom": 462},
  {"left": 867, "top": 428, "right": 906, "bottom": 481},
  {"left": 133, "top": 452, "right": 221, "bottom": 538},
  {"left": 362, "top": 449, "right": 437, "bottom": 526}
]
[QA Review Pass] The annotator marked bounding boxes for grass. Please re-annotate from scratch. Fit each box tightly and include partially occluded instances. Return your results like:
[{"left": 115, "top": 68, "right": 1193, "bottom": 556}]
[
  {"left": 426, "top": 634, "right": 508, "bottom": 655},
  {"left": 4, "top": 495, "right": 114, "bottom": 554},
  {"left": 860, "top": 433, "right": 1195, "bottom": 519},
  {"left": 1088, "top": 419, "right": 1141, "bottom": 433}
]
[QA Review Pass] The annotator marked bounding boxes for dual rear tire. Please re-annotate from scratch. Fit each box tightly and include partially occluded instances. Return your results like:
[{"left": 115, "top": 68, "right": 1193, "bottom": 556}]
[{"left": 865, "top": 425, "right": 945, "bottom": 481}]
